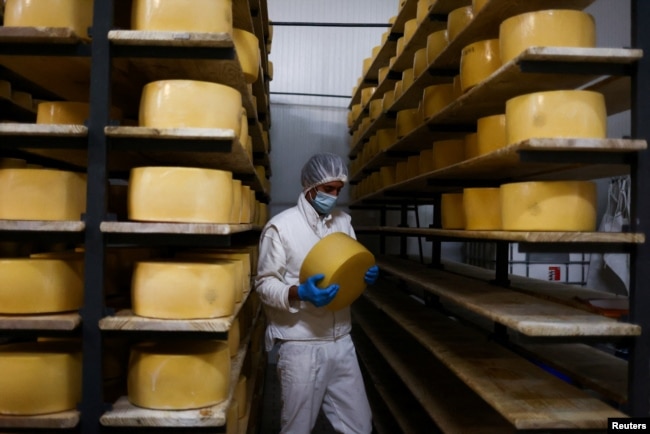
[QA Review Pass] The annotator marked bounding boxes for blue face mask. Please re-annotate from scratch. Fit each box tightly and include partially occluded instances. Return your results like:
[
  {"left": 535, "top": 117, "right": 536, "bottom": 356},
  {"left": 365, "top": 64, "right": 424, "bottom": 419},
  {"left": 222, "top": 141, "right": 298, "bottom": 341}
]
[{"left": 311, "top": 190, "right": 338, "bottom": 215}]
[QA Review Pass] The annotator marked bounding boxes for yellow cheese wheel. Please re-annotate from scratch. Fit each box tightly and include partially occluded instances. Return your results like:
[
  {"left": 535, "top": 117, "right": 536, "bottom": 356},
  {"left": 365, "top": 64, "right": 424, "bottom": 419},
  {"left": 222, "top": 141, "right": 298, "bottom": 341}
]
[
  {"left": 427, "top": 29, "right": 448, "bottom": 65},
  {"left": 433, "top": 139, "right": 465, "bottom": 170},
  {"left": 463, "top": 188, "right": 501, "bottom": 230},
  {"left": 240, "top": 184, "right": 252, "bottom": 224},
  {"left": 464, "top": 132, "right": 479, "bottom": 159},
  {"left": 175, "top": 253, "right": 245, "bottom": 303},
  {"left": 12, "top": 90, "right": 32, "bottom": 110},
  {"left": 227, "top": 316, "right": 240, "bottom": 357},
  {"left": 239, "top": 109, "right": 249, "bottom": 147},
  {"left": 128, "top": 341, "right": 230, "bottom": 410},
  {"left": 131, "top": 0, "right": 232, "bottom": 33},
  {"left": 396, "top": 36, "right": 406, "bottom": 58},
  {"left": 419, "top": 148, "right": 434, "bottom": 173},
  {"left": 131, "top": 261, "right": 237, "bottom": 319},
  {"left": 139, "top": 80, "right": 242, "bottom": 134},
  {"left": 233, "top": 29, "right": 260, "bottom": 84},
  {"left": 36, "top": 101, "right": 122, "bottom": 124},
  {"left": 0, "top": 80, "right": 11, "bottom": 100},
  {"left": 382, "top": 89, "right": 395, "bottom": 112},
  {"left": 4, "top": 0, "right": 94, "bottom": 38},
  {"left": 128, "top": 167, "right": 233, "bottom": 223},
  {"left": 227, "top": 401, "right": 239, "bottom": 434},
  {"left": 452, "top": 74, "right": 462, "bottom": 99},
  {"left": 401, "top": 68, "right": 415, "bottom": 92},
  {"left": 395, "top": 161, "right": 409, "bottom": 183},
  {"left": 389, "top": 55, "right": 397, "bottom": 69},
  {"left": 236, "top": 375, "right": 247, "bottom": 418},
  {"left": 413, "top": 47, "right": 428, "bottom": 79},
  {"left": 267, "top": 60, "right": 274, "bottom": 80},
  {"left": 460, "top": 39, "right": 500, "bottom": 93},
  {"left": 350, "top": 103, "right": 362, "bottom": 123},
  {"left": 0, "top": 157, "right": 27, "bottom": 168},
  {"left": 404, "top": 18, "right": 418, "bottom": 44},
  {"left": 472, "top": 0, "right": 489, "bottom": 14},
  {"left": 441, "top": 193, "right": 465, "bottom": 229},
  {"left": 299, "top": 232, "right": 375, "bottom": 312},
  {"left": 407, "top": 155, "right": 420, "bottom": 179},
  {"left": 378, "top": 66, "right": 390, "bottom": 84},
  {"left": 505, "top": 90, "right": 606, "bottom": 145},
  {"left": 476, "top": 113, "right": 507, "bottom": 155},
  {"left": 0, "top": 169, "right": 86, "bottom": 220},
  {"left": 447, "top": 6, "right": 474, "bottom": 42},
  {"left": 360, "top": 87, "right": 376, "bottom": 108},
  {"left": 0, "top": 258, "right": 83, "bottom": 314},
  {"left": 421, "top": 83, "right": 454, "bottom": 120},
  {"left": 499, "top": 10, "right": 596, "bottom": 64},
  {"left": 362, "top": 57, "right": 373, "bottom": 76},
  {"left": 396, "top": 107, "right": 421, "bottom": 139},
  {"left": 369, "top": 99, "right": 383, "bottom": 122},
  {"left": 231, "top": 179, "right": 243, "bottom": 223},
  {"left": 377, "top": 128, "right": 397, "bottom": 151},
  {"left": 379, "top": 166, "right": 396, "bottom": 188},
  {"left": 0, "top": 341, "right": 82, "bottom": 415},
  {"left": 501, "top": 181, "right": 597, "bottom": 231},
  {"left": 417, "top": 0, "right": 431, "bottom": 24}
]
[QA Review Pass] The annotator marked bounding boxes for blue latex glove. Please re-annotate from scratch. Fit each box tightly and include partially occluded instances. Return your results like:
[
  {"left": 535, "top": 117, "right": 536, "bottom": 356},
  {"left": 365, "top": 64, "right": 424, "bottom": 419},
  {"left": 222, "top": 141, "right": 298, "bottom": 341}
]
[
  {"left": 364, "top": 265, "right": 379, "bottom": 285},
  {"left": 298, "top": 274, "right": 339, "bottom": 307}
]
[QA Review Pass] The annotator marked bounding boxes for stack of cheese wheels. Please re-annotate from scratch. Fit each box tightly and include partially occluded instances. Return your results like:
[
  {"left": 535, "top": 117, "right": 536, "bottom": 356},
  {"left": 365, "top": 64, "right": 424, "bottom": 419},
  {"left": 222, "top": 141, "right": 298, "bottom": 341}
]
[
  {"left": 476, "top": 113, "right": 507, "bottom": 156},
  {"left": 176, "top": 252, "right": 246, "bottom": 302},
  {"left": 36, "top": 101, "right": 122, "bottom": 124},
  {"left": 131, "top": 260, "right": 237, "bottom": 319},
  {"left": 128, "top": 167, "right": 233, "bottom": 223},
  {"left": 441, "top": 193, "right": 465, "bottom": 229},
  {"left": 131, "top": 0, "right": 233, "bottom": 34},
  {"left": 460, "top": 39, "right": 500, "bottom": 93},
  {"left": 299, "top": 232, "right": 375, "bottom": 312},
  {"left": 0, "top": 169, "right": 87, "bottom": 220},
  {"left": 447, "top": 6, "right": 473, "bottom": 42},
  {"left": 128, "top": 341, "right": 230, "bottom": 410},
  {"left": 233, "top": 29, "right": 261, "bottom": 83},
  {"left": 499, "top": 10, "right": 596, "bottom": 64},
  {"left": 463, "top": 188, "right": 501, "bottom": 230},
  {"left": 0, "top": 256, "right": 84, "bottom": 313},
  {"left": 433, "top": 139, "right": 465, "bottom": 170},
  {"left": 505, "top": 90, "right": 606, "bottom": 145},
  {"left": 501, "top": 181, "right": 597, "bottom": 231},
  {"left": 139, "top": 80, "right": 242, "bottom": 136},
  {"left": 422, "top": 83, "right": 454, "bottom": 120},
  {"left": 4, "top": 0, "right": 94, "bottom": 39},
  {"left": 0, "top": 341, "right": 82, "bottom": 415}
]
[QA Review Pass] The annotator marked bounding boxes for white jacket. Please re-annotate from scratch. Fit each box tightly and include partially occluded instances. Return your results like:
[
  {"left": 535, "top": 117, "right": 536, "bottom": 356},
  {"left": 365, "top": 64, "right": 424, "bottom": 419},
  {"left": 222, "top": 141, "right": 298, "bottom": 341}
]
[{"left": 255, "top": 193, "right": 356, "bottom": 351}]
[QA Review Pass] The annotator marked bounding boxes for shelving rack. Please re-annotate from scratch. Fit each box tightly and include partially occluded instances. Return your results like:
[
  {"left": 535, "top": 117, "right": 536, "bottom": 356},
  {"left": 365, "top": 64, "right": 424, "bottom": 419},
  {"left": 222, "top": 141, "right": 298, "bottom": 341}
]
[
  {"left": 348, "top": 0, "right": 650, "bottom": 429},
  {"left": 0, "top": 0, "right": 272, "bottom": 433}
]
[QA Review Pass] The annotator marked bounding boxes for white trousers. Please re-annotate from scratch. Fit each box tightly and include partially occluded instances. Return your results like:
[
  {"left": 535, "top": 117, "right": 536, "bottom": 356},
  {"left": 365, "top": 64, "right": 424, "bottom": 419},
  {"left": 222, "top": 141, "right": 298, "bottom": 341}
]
[{"left": 276, "top": 334, "right": 372, "bottom": 434}]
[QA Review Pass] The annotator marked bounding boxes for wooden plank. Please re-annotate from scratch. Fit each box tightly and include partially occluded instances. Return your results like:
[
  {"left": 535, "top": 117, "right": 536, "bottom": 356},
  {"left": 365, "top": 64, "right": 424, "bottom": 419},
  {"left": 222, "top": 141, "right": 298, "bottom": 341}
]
[
  {"left": 233, "top": 0, "right": 255, "bottom": 34},
  {"left": 0, "top": 220, "right": 85, "bottom": 232},
  {"left": 375, "top": 256, "right": 641, "bottom": 337},
  {"left": 100, "top": 221, "right": 253, "bottom": 235},
  {"left": 106, "top": 30, "right": 233, "bottom": 47},
  {"left": 0, "top": 410, "right": 79, "bottom": 430},
  {"left": 105, "top": 126, "right": 236, "bottom": 141},
  {"left": 0, "top": 26, "right": 83, "bottom": 44},
  {"left": 361, "top": 283, "right": 627, "bottom": 430},
  {"left": 0, "top": 122, "right": 87, "bottom": 137},
  {"left": 353, "top": 300, "right": 514, "bottom": 433},
  {"left": 0, "top": 313, "right": 81, "bottom": 331}
]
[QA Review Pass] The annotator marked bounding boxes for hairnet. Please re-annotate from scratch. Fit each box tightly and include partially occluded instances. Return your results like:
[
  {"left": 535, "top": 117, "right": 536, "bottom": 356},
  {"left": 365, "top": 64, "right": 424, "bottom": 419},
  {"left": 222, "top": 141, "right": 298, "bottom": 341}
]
[{"left": 300, "top": 152, "right": 348, "bottom": 191}]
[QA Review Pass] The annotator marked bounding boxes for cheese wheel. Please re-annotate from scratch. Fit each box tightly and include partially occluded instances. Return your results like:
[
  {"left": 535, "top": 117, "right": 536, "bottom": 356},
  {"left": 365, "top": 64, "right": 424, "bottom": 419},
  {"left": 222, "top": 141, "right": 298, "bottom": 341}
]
[
  {"left": 371, "top": 45, "right": 381, "bottom": 60},
  {"left": 4, "top": 0, "right": 94, "bottom": 38},
  {"left": 0, "top": 157, "right": 26, "bottom": 168},
  {"left": 131, "top": 261, "right": 237, "bottom": 319},
  {"left": 227, "top": 316, "right": 240, "bottom": 357},
  {"left": 441, "top": 193, "right": 465, "bottom": 229},
  {"left": 227, "top": 401, "right": 239, "bottom": 434},
  {"left": 187, "top": 251, "right": 251, "bottom": 282},
  {"left": 401, "top": 68, "right": 415, "bottom": 92},
  {"left": 394, "top": 161, "right": 408, "bottom": 183},
  {"left": 0, "top": 169, "right": 86, "bottom": 220},
  {"left": 236, "top": 375, "right": 247, "bottom": 418},
  {"left": 396, "top": 37, "right": 405, "bottom": 58},
  {"left": 427, "top": 29, "right": 448, "bottom": 65},
  {"left": 463, "top": 188, "right": 501, "bottom": 230},
  {"left": 233, "top": 29, "right": 260, "bottom": 84},
  {"left": 404, "top": 18, "right": 418, "bottom": 44},
  {"left": 476, "top": 113, "right": 507, "bottom": 156},
  {"left": 175, "top": 253, "right": 245, "bottom": 302},
  {"left": 128, "top": 341, "right": 230, "bottom": 410},
  {"left": 452, "top": 74, "right": 462, "bottom": 99},
  {"left": 460, "top": 39, "right": 500, "bottom": 93},
  {"left": 472, "top": 0, "right": 489, "bottom": 14},
  {"left": 378, "top": 66, "right": 390, "bottom": 84},
  {"left": 362, "top": 57, "right": 373, "bottom": 76},
  {"left": 0, "top": 258, "right": 83, "bottom": 314},
  {"left": 505, "top": 90, "right": 606, "bottom": 145},
  {"left": 406, "top": 155, "right": 420, "bottom": 179},
  {"left": 382, "top": 89, "right": 395, "bottom": 112},
  {"left": 421, "top": 83, "right": 454, "bottom": 119},
  {"left": 36, "top": 101, "right": 122, "bottom": 124},
  {"left": 464, "top": 132, "right": 479, "bottom": 159},
  {"left": 447, "top": 6, "right": 473, "bottom": 42},
  {"left": 396, "top": 107, "right": 421, "bottom": 139},
  {"left": 501, "top": 181, "right": 597, "bottom": 231},
  {"left": 350, "top": 103, "right": 362, "bottom": 123},
  {"left": 369, "top": 99, "right": 383, "bottom": 122},
  {"left": 377, "top": 128, "right": 397, "bottom": 151},
  {"left": 433, "top": 139, "right": 465, "bottom": 170},
  {"left": 12, "top": 90, "right": 32, "bottom": 110},
  {"left": 389, "top": 55, "right": 397, "bottom": 69},
  {"left": 240, "top": 184, "right": 252, "bottom": 224},
  {"left": 419, "top": 148, "right": 434, "bottom": 173},
  {"left": 413, "top": 47, "right": 429, "bottom": 79},
  {"left": 417, "top": 0, "right": 431, "bottom": 24},
  {"left": 267, "top": 60, "right": 274, "bottom": 80},
  {"left": 299, "top": 232, "right": 375, "bottom": 312},
  {"left": 128, "top": 167, "right": 233, "bottom": 223},
  {"left": 360, "top": 87, "right": 376, "bottom": 108},
  {"left": 239, "top": 109, "right": 249, "bottom": 147},
  {"left": 139, "top": 80, "right": 242, "bottom": 134},
  {"left": 230, "top": 179, "right": 243, "bottom": 223},
  {"left": 380, "top": 166, "right": 396, "bottom": 188},
  {"left": 0, "top": 80, "right": 11, "bottom": 100},
  {"left": 131, "top": 0, "right": 232, "bottom": 33},
  {"left": 499, "top": 10, "right": 596, "bottom": 64},
  {"left": 0, "top": 341, "right": 82, "bottom": 415}
]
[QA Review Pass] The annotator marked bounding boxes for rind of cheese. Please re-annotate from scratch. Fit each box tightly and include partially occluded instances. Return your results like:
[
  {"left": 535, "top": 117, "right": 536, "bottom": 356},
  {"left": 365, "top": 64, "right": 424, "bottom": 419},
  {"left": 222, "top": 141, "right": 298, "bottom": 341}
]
[
  {"left": 239, "top": 109, "right": 249, "bottom": 148},
  {"left": 413, "top": 47, "right": 428, "bottom": 79},
  {"left": 427, "top": 29, "right": 448, "bottom": 65},
  {"left": 499, "top": 10, "right": 596, "bottom": 64},
  {"left": 476, "top": 114, "right": 507, "bottom": 156},
  {"left": 36, "top": 101, "right": 122, "bottom": 124},
  {"left": 0, "top": 258, "right": 84, "bottom": 314},
  {"left": 0, "top": 341, "right": 82, "bottom": 415},
  {"left": 127, "top": 341, "right": 230, "bottom": 410},
  {"left": 233, "top": 29, "right": 260, "bottom": 84},
  {"left": 460, "top": 39, "right": 500, "bottom": 93},
  {"left": 131, "top": 0, "right": 232, "bottom": 33},
  {"left": 128, "top": 167, "right": 233, "bottom": 223},
  {"left": 175, "top": 253, "right": 246, "bottom": 302},
  {"left": 447, "top": 6, "right": 474, "bottom": 42},
  {"left": 230, "top": 179, "right": 243, "bottom": 223},
  {"left": 360, "top": 87, "right": 376, "bottom": 108},
  {"left": 378, "top": 66, "right": 390, "bottom": 84},
  {"left": 4, "top": 0, "right": 94, "bottom": 38},
  {"left": 505, "top": 90, "right": 606, "bottom": 145},
  {"left": 441, "top": 193, "right": 465, "bottom": 229},
  {"left": 402, "top": 68, "right": 415, "bottom": 93},
  {"left": 131, "top": 261, "right": 237, "bottom": 319},
  {"left": 464, "top": 133, "right": 479, "bottom": 159},
  {"left": 433, "top": 139, "right": 465, "bottom": 170},
  {"left": 139, "top": 80, "right": 242, "bottom": 134},
  {"left": 404, "top": 18, "right": 418, "bottom": 44},
  {"left": 396, "top": 36, "right": 405, "bottom": 58},
  {"left": 382, "top": 90, "right": 395, "bottom": 112},
  {"left": 463, "top": 188, "right": 501, "bottom": 230},
  {"left": 501, "top": 181, "right": 597, "bottom": 231},
  {"left": 396, "top": 108, "right": 422, "bottom": 139},
  {"left": 299, "top": 232, "right": 375, "bottom": 312},
  {"left": 0, "top": 169, "right": 86, "bottom": 221},
  {"left": 240, "top": 185, "right": 252, "bottom": 224},
  {"left": 417, "top": 0, "right": 431, "bottom": 24},
  {"left": 369, "top": 99, "right": 383, "bottom": 122},
  {"left": 377, "top": 128, "right": 397, "bottom": 151},
  {"left": 362, "top": 57, "right": 373, "bottom": 76},
  {"left": 421, "top": 83, "right": 454, "bottom": 120}
]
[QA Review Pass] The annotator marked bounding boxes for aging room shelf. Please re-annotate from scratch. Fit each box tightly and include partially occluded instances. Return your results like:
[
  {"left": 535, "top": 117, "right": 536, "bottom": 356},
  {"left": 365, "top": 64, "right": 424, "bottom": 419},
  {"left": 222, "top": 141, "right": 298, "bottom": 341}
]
[
  {"left": 0, "top": 313, "right": 81, "bottom": 332},
  {"left": 360, "top": 283, "right": 627, "bottom": 430},
  {"left": 0, "top": 410, "right": 79, "bottom": 430}
]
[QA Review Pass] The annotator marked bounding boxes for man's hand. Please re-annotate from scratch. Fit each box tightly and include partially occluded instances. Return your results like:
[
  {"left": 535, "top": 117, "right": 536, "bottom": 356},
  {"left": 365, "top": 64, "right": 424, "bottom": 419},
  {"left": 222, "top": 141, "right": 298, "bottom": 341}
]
[
  {"left": 364, "top": 265, "right": 379, "bottom": 285},
  {"left": 298, "top": 274, "right": 339, "bottom": 307}
]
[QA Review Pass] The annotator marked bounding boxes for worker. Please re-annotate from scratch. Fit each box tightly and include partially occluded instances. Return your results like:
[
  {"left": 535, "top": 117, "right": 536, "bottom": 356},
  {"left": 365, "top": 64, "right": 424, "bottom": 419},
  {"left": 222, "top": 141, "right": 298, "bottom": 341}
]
[{"left": 255, "top": 152, "right": 378, "bottom": 434}]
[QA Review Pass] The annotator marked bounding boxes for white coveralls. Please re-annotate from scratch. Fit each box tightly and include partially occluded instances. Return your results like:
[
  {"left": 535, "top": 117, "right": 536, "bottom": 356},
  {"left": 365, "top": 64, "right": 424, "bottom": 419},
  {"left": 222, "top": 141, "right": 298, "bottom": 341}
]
[{"left": 255, "top": 193, "right": 372, "bottom": 434}]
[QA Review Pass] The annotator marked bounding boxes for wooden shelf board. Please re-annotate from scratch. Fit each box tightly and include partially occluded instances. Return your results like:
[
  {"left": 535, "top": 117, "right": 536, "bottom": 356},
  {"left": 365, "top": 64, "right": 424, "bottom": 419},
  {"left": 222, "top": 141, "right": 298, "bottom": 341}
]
[
  {"left": 233, "top": 0, "right": 255, "bottom": 34},
  {"left": 99, "top": 290, "right": 251, "bottom": 333},
  {"left": 375, "top": 255, "right": 641, "bottom": 337},
  {"left": 0, "top": 410, "right": 80, "bottom": 430},
  {"left": 107, "top": 30, "right": 233, "bottom": 47},
  {"left": 0, "top": 312, "right": 81, "bottom": 331},
  {"left": 361, "top": 283, "right": 627, "bottom": 430},
  {"left": 0, "top": 26, "right": 85, "bottom": 44},
  {"left": 0, "top": 122, "right": 87, "bottom": 137},
  {"left": 0, "top": 220, "right": 85, "bottom": 232},
  {"left": 106, "top": 126, "right": 236, "bottom": 141},
  {"left": 100, "top": 221, "right": 253, "bottom": 235}
]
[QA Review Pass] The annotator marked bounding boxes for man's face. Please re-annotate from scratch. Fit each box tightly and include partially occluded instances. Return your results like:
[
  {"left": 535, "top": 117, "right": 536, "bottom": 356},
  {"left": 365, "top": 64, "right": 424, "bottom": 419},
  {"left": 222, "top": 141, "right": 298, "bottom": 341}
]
[{"left": 308, "top": 180, "right": 344, "bottom": 200}]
